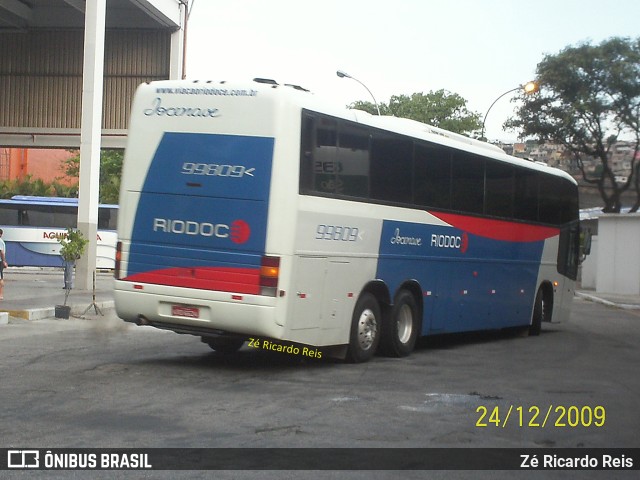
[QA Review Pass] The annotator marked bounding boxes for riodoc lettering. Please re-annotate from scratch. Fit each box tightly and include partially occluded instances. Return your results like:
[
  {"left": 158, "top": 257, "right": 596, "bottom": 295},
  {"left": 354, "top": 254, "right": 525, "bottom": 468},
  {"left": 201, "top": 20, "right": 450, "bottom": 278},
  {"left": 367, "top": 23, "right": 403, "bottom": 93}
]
[
  {"left": 153, "top": 218, "right": 251, "bottom": 244},
  {"left": 153, "top": 218, "right": 229, "bottom": 238},
  {"left": 143, "top": 97, "right": 220, "bottom": 118},
  {"left": 431, "top": 234, "right": 462, "bottom": 249},
  {"left": 390, "top": 228, "right": 422, "bottom": 246}
]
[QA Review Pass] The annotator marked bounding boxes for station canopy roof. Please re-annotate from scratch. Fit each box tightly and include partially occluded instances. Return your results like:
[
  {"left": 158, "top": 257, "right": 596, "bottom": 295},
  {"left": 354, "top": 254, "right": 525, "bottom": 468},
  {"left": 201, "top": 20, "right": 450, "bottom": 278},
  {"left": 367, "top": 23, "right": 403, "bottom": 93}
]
[{"left": 0, "top": 0, "right": 179, "bottom": 30}]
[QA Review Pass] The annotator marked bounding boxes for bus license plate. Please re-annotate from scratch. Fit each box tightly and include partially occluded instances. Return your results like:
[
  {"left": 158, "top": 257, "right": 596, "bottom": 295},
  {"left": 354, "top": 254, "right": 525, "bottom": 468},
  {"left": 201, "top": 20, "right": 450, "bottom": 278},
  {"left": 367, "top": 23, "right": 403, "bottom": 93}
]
[{"left": 172, "top": 305, "right": 200, "bottom": 318}]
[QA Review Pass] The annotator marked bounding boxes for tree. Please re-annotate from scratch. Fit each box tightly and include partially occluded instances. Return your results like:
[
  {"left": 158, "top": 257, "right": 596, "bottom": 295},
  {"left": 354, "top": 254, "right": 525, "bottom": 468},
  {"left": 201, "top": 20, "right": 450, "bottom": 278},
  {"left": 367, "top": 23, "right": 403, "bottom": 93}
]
[
  {"left": 349, "top": 89, "right": 482, "bottom": 136},
  {"left": 97, "top": 150, "right": 123, "bottom": 204},
  {"left": 507, "top": 37, "right": 640, "bottom": 213},
  {"left": 0, "top": 176, "right": 77, "bottom": 199},
  {"left": 62, "top": 149, "right": 124, "bottom": 204},
  {"left": 2, "top": 149, "right": 123, "bottom": 203},
  {"left": 57, "top": 227, "right": 89, "bottom": 306}
]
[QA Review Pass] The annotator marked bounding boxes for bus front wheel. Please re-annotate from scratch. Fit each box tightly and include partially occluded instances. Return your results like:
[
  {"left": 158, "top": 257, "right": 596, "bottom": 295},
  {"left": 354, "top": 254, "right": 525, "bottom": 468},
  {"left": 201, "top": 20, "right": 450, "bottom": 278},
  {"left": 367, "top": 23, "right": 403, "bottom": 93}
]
[
  {"left": 380, "top": 290, "right": 419, "bottom": 357},
  {"left": 529, "top": 289, "right": 545, "bottom": 336},
  {"left": 346, "top": 293, "right": 382, "bottom": 363}
]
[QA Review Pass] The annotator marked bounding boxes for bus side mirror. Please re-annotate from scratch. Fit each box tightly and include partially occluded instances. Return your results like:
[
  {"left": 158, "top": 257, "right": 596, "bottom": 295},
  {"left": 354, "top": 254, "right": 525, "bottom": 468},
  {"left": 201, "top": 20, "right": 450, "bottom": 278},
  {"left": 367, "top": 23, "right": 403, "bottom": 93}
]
[{"left": 582, "top": 230, "right": 592, "bottom": 257}]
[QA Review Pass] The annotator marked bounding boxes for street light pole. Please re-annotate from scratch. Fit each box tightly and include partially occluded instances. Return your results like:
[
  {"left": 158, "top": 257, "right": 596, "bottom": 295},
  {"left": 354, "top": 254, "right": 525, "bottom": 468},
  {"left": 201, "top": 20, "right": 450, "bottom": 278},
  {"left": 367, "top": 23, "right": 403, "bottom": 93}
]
[
  {"left": 481, "top": 81, "right": 539, "bottom": 141},
  {"left": 336, "top": 70, "right": 381, "bottom": 115}
]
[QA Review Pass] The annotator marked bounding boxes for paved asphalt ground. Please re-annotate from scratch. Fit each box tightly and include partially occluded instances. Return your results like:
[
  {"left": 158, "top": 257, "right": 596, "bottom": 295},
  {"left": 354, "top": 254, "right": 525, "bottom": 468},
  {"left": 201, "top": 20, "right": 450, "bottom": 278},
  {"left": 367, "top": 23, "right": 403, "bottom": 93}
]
[{"left": 1, "top": 267, "right": 639, "bottom": 479}]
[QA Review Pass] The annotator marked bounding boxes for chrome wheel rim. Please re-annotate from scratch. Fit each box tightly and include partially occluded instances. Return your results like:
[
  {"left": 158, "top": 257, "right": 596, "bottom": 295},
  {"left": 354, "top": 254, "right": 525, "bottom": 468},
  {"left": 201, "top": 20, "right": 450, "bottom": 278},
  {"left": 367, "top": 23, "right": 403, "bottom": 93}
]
[
  {"left": 357, "top": 308, "right": 378, "bottom": 351},
  {"left": 397, "top": 304, "right": 413, "bottom": 344}
]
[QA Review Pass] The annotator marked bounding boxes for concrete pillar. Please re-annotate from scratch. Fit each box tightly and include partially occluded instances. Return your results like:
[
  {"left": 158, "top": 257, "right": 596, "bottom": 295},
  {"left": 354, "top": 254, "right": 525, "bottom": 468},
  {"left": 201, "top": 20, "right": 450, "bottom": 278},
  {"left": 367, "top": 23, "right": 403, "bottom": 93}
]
[
  {"left": 596, "top": 214, "right": 640, "bottom": 295},
  {"left": 169, "top": 1, "right": 187, "bottom": 79},
  {"left": 76, "top": 0, "right": 106, "bottom": 290}
]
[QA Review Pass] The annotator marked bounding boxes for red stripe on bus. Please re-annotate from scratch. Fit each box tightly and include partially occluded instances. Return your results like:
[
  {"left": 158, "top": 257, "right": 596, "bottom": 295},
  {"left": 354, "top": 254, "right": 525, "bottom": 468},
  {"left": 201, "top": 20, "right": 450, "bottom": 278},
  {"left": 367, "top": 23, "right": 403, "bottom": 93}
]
[
  {"left": 430, "top": 212, "right": 559, "bottom": 242},
  {"left": 124, "top": 267, "right": 261, "bottom": 294}
]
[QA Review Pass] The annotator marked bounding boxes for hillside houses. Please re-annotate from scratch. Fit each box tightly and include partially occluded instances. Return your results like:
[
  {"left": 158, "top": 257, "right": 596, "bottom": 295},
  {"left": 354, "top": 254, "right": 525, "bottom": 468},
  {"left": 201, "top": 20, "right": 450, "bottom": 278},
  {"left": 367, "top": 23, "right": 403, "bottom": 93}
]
[{"left": 498, "top": 140, "right": 637, "bottom": 181}]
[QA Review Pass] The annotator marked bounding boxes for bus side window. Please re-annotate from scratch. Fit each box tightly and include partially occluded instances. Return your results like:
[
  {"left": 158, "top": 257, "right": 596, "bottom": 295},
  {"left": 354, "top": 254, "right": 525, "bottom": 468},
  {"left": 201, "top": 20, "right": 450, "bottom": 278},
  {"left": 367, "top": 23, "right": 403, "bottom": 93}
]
[
  {"left": 414, "top": 142, "right": 452, "bottom": 210},
  {"left": 98, "top": 208, "right": 110, "bottom": 229},
  {"left": 370, "top": 133, "right": 412, "bottom": 204},
  {"left": 300, "top": 114, "right": 315, "bottom": 194},
  {"left": 337, "top": 124, "right": 370, "bottom": 198},
  {"left": 485, "top": 161, "right": 515, "bottom": 218},
  {"left": 514, "top": 169, "right": 539, "bottom": 222},
  {"left": 314, "top": 117, "right": 338, "bottom": 194},
  {"left": 300, "top": 113, "right": 339, "bottom": 196},
  {"left": 451, "top": 151, "right": 484, "bottom": 214},
  {"left": 18, "top": 209, "right": 30, "bottom": 225}
]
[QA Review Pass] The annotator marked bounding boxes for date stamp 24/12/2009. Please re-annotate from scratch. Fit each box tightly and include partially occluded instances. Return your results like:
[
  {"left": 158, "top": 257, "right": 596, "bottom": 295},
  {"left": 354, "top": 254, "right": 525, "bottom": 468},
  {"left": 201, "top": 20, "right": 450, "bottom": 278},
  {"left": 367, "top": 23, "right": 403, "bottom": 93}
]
[{"left": 476, "top": 405, "right": 606, "bottom": 428}]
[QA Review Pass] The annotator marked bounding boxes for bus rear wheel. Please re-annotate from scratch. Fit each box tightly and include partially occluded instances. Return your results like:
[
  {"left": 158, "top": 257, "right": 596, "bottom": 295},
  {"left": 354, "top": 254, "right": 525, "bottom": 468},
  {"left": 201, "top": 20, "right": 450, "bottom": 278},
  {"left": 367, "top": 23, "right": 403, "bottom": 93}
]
[
  {"left": 381, "top": 290, "right": 419, "bottom": 357},
  {"left": 346, "top": 293, "right": 382, "bottom": 363},
  {"left": 202, "top": 336, "right": 245, "bottom": 354}
]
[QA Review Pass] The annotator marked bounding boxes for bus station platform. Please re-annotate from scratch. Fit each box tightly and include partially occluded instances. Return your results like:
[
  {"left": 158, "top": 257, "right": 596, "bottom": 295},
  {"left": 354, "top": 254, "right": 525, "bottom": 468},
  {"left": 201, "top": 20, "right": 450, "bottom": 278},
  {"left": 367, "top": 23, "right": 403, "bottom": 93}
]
[
  {"left": 0, "top": 267, "right": 115, "bottom": 324},
  {"left": 0, "top": 267, "right": 639, "bottom": 325}
]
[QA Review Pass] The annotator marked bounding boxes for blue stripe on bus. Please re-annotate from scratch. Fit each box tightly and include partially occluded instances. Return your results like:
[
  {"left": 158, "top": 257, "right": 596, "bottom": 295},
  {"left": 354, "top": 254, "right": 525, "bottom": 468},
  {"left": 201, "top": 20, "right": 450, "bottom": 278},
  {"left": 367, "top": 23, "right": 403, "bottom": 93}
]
[
  {"left": 376, "top": 219, "right": 546, "bottom": 333},
  {"left": 3, "top": 241, "right": 64, "bottom": 267},
  {"left": 139, "top": 132, "right": 273, "bottom": 200},
  {"left": 127, "top": 133, "right": 274, "bottom": 279}
]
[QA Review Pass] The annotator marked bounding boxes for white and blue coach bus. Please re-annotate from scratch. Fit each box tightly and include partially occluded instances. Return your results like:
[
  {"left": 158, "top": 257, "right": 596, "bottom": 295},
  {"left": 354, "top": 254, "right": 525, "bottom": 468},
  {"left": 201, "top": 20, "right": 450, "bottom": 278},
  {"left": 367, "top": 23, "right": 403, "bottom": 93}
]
[
  {"left": 114, "top": 78, "right": 579, "bottom": 362},
  {"left": 0, "top": 196, "right": 117, "bottom": 269}
]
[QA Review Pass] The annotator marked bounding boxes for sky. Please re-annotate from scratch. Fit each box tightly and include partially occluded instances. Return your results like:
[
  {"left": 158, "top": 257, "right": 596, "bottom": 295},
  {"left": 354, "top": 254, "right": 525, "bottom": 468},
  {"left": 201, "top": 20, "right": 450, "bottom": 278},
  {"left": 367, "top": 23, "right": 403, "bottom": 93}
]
[{"left": 185, "top": 0, "right": 640, "bottom": 142}]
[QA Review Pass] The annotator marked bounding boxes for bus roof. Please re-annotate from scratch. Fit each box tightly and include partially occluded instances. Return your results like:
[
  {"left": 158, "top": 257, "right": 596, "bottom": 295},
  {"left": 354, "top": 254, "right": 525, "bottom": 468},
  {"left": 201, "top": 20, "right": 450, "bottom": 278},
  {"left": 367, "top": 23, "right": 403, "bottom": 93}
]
[
  {"left": 0, "top": 196, "right": 118, "bottom": 209},
  {"left": 140, "top": 78, "right": 578, "bottom": 186}
]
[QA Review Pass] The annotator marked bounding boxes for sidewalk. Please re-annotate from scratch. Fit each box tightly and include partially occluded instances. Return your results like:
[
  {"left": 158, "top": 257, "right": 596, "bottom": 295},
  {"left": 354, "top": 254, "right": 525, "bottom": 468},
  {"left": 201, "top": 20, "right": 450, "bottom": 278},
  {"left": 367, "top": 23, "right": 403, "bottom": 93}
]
[
  {"left": 575, "top": 289, "right": 640, "bottom": 310},
  {"left": 0, "top": 267, "right": 114, "bottom": 323}
]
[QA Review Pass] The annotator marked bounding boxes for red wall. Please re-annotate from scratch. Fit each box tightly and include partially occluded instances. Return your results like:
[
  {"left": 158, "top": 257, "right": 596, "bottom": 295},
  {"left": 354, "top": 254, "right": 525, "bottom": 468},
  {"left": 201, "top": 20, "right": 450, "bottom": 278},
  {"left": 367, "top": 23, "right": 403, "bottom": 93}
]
[{"left": 4, "top": 148, "right": 76, "bottom": 186}]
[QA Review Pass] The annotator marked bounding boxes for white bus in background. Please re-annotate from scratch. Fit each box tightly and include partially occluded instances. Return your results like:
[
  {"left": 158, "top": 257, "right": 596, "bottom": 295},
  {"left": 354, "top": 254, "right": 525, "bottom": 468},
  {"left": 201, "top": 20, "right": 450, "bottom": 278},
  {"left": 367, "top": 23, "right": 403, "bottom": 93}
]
[
  {"left": 114, "top": 78, "right": 579, "bottom": 362},
  {"left": 0, "top": 196, "right": 117, "bottom": 269}
]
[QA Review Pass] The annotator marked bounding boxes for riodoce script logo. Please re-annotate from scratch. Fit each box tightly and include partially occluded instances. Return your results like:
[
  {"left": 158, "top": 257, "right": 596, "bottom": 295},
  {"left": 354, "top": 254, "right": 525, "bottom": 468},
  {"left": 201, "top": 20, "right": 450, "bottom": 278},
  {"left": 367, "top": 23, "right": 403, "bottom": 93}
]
[{"left": 143, "top": 97, "right": 220, "bottom": 118}]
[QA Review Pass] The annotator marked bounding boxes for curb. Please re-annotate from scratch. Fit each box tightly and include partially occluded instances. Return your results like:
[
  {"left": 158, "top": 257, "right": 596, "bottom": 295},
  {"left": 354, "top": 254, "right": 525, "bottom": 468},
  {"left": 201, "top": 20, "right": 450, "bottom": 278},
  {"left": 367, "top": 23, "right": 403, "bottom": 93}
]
[
  {"left": 575, "top": 292, "right": 640, "bottom": 310},
  {"left": 2, "top": 300, "right": 115, "bottom": 322},
  {"left": 4, "top": 308, "right": 55, "bottom": 321}
]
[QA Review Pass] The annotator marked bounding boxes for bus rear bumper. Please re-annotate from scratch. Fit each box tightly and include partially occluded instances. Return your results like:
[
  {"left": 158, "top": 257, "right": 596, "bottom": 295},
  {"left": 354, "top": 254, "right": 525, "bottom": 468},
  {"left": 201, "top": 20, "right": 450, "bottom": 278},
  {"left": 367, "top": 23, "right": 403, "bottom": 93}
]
[{"left": 113, "top": 284, "right": 283, "bottom": 340}]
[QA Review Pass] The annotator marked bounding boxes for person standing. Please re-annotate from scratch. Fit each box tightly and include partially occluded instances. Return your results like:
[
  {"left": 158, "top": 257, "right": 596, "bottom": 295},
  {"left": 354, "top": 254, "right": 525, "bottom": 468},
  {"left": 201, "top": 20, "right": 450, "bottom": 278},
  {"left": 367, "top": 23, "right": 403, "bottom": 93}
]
[{"left": 0, "top": 229, "right": 7, "bottom": 300}]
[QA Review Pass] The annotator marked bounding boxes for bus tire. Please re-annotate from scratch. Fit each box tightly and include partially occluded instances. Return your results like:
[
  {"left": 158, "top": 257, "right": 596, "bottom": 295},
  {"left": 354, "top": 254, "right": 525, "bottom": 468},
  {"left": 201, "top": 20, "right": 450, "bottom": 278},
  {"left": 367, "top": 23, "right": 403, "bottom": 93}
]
[
  {"left": 381, "top": 290, "right": 419, "bottom": 357},
  {"left": 346, "top": 292, "right": 382, "bottom": 363},
  {"left": 202, "top": 337, "right": 245, "bottom": 354},
  {"left": 529, "top": 289, "right": 545, "bottom": 336}
]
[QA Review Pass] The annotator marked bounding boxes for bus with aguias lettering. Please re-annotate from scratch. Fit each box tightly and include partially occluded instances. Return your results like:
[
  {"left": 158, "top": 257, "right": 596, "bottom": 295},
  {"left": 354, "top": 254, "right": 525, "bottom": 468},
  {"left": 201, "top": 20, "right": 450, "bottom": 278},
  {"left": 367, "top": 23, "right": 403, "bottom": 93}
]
[
  {"left": 114, "top": 78, "right": 579, "bottom": 362},
  {"left": 0, "top": 195, "right": 117, "bottom": 268}
]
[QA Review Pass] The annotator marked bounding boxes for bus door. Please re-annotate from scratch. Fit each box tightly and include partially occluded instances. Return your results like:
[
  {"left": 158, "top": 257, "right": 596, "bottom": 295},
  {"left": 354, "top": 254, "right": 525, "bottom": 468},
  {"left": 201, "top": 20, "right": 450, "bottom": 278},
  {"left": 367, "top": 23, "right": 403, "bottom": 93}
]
[{"left": 290, "top": 256, "right": 350, "bottom": 332}]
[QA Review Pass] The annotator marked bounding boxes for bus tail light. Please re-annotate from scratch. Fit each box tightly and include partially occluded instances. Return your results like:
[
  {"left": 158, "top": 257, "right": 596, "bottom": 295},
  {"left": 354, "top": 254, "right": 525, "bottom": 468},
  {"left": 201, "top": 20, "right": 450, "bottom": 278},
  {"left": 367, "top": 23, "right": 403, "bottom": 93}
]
[
  {"left": 260, "top": 256, "right": 280, "bottom": 296},
  {"left": 114, "top": 241, "right": 122, "bottom": 279}
]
